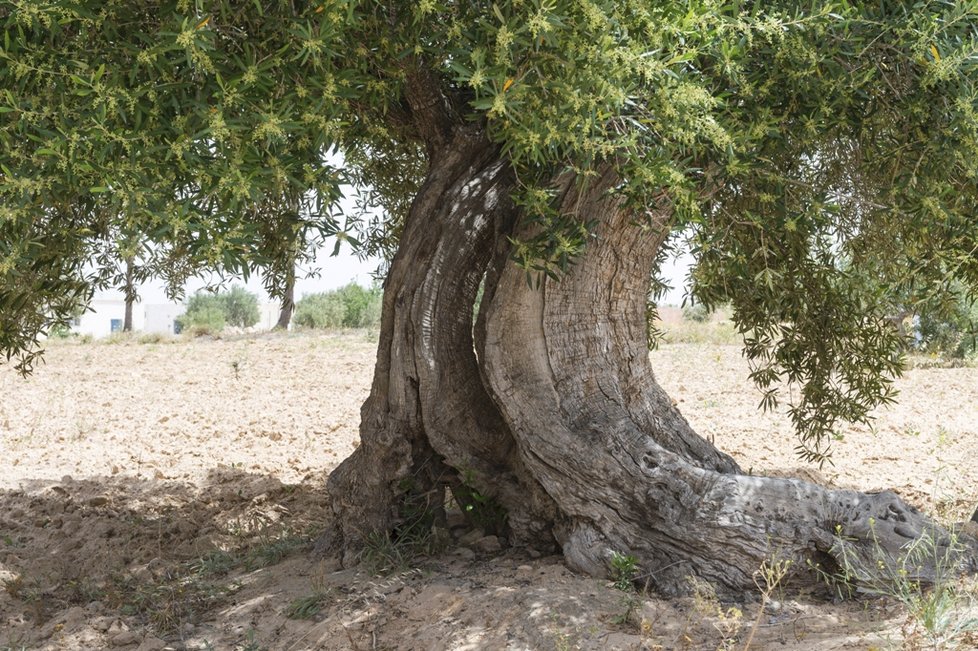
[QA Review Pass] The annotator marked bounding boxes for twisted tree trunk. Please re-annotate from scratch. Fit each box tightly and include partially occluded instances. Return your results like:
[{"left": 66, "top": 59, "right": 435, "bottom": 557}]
[
  {"left": 317, "top": 125, "right": 557, "bottom": 565},
  {"left": 274, "top": 267, "right": 295, "bottom": 331},
  {"left": 318, "top": 118, "right": 975, "bottom": 596},
  {"left": 480, "top": 167, "right": 976, "bottom": 594}
]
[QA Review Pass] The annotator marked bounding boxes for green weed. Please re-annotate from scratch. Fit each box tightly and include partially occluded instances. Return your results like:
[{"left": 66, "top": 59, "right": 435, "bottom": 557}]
[
  {"left": 610, "top": 551, "right": 639, "bottom": 592},
  {"left": 829, "top": 525, "right": 978, "bottom": 650},
  {"left": 285, "top": 590, "right": 331, "bottom": 620}
]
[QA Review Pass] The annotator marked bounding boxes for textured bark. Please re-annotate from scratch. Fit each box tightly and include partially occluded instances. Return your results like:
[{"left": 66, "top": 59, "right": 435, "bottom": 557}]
[
  {"left": 122, "top": 258, "right": 135, "bottom": 333},
  {"left": 274, "top": 268, "right": 295, "bottom": 331},
  {"left": 319, "top": 127, "right": 975, "bottom": 595},
  {"left": 317, "top": 126, "right": 556, "bottom": 564},
  {"left": 479, "top": 166, "right": 977, "bottom": 595}
]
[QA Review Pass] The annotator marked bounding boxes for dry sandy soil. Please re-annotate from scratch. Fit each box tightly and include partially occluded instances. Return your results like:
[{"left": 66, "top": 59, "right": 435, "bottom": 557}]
[{"left": 1, "top": 329, "right": 977, "bottom": 650}]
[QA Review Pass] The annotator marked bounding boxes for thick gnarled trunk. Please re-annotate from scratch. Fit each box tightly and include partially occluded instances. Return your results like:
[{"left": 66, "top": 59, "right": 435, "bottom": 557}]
[
  {"left": 479, "top": 166, "right": 976, "bottom": 594},
  {"left": 319, "top": 128, "right": 976, "bottom": 596},
  {"left": 318, "top": 126, "right": 557, "bottom": 565}
]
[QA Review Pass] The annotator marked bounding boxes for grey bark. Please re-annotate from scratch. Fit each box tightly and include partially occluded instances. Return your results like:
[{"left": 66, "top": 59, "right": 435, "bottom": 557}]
[
  {"left": 480, "top": 166, "right": 976, "bottom": 595},
  {"left": 122, "top": 258, "right": 135, "bottom": 333},
  {"left": 316, "top": 125, "right": 557, "bottom": 564},
  {"left": 318, "top": 127, "right": 976, "bottom": 595},
  {"left": 274, "top": 268, "right": 295, "bottom": 331}
]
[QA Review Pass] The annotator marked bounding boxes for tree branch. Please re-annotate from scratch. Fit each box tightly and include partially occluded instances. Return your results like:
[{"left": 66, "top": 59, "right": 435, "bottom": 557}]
[{"left": 403, "top": 63, "right": 456, "bottom": 159}]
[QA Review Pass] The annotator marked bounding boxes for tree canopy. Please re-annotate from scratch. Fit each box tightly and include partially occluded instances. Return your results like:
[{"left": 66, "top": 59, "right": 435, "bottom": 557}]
[{"left": 3, "top": 0, "right": 978, "bottom": 463}]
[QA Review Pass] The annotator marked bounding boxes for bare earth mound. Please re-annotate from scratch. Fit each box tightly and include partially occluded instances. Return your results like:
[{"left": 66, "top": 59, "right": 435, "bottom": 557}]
[{"left": 1, "top": 332, "right": 976, "bottom": 650}]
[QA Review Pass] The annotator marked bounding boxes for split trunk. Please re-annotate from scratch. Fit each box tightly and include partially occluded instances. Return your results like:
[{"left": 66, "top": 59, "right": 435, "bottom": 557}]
[{"left": 317, "top": 124, "right": 976, "bottom": 596}]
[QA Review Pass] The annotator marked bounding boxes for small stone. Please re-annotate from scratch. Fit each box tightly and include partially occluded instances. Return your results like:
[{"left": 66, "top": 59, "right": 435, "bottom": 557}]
[
  {"left": 88, "top": 496, "right": 110, "bottom": 507},
  {"left": 453, "top": 546, "right": 476, "bottom": 560},
  {"left": 458, "top": 529, "right": 486, "bottom": 546},
  {"left": 136, "top": 637, "right": 166, "bottom": 651},
  {"left": 471, "top": 535, "right": 502, "bottom": 554},
  {"left": 111, "top": 630, "right": 140, "bottom": 646},
  {"left": 516, "top": 565, "right": 533, "bottom": 573},
  {"left": 764, "top": 599, "right": 783, "bottom": 615},
  {"left": 526, "top": 548, "right": 542, "bottom": 559},
  {"left": 92, "top": 617, "right": 113, "bottom": 632}
]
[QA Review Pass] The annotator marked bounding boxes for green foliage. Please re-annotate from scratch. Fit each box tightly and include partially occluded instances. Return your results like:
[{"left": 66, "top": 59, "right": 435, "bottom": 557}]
[
  {"left": 453, "top": 483, "right": 508, "bottom": 536},
  {"left": 177, "top": 285, "right": 259, "bottom": 333},
  {"left": 178, "top": 293, "right": 226, "bottom": 334},
  {"left": 3, "top": 0, "right": 978, "bottom": 459},
  {"left": 360, "top": 481, "right": 444, "bottom": 575},
  {"left": 826, "top": 526, "right": 978, "bottom": 649},
  {"left": 294, "top": 292, "right": 346, "bottom": 330},
  {"left": 610, "top": 551, "right": 639, "bottom": 592},
  {"left": 220, "top": 285, "right": 260, "bottom": 328},
  {"left": 333, "top": 283, "right": 381, "bottom": 328},
  {"left": 285, "top": 591, "right": 331, "bottom": 620},
  {"left": 682, "top": 304, "right": 711, "bottom": 324},
  {"left": 294, "top": 284, "right": 382, "bottom": 330},
  {"left": 917, "top": 286, "right": 978, "bottom": 359}
]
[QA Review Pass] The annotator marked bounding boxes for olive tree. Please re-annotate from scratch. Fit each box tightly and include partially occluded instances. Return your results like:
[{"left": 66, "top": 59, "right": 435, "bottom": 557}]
[{"left": 3, "top": 1, "right": 978, "bottom": 595}]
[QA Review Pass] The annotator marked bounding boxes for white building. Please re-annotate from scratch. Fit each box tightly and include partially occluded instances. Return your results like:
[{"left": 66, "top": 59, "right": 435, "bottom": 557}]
[
  {"left": 258, "top": 301, "right": 283, "bottom": 330},
  {"left": 72, "top": 299, "right": 145, "bottom": 338},
  {"left": 68, "top": 291, "right": 285, "bottom": 338},
  {"left": 144, "top": 303, "right": 186, "bottom": 335}
]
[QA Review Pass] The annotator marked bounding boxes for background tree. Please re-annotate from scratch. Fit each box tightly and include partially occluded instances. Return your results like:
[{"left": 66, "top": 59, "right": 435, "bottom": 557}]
[
  {"left": 177, "top": 286, "right": 260, "bottom": 333},
  {"left": 3, "top": 1, "right": 978, "bottom": 597},
  {"left": 176, "top": 292, "right": 227, "bottom": 334},
  {"left": 293, "top": 284, "right": 382, "bottom": 330}
]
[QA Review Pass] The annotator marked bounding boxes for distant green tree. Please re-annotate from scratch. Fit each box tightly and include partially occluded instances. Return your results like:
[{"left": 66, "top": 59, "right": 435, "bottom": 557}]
[
  {"left": 334, "top": 283, "right": 382, "bottom": 328},
  {"left": 177, "top": 286, "right": 258, "bottom": 333},
  {"left": 177, "top": 294, "right": 226, "bottom": 334},
  {"left": 682, "top": 303, "right": 711, "bottom": 324},
  {"left": 221, "top": 286, "right": 260, "bottom": 328},
  {"left": 294, "top": 292, "right": 346, "bottom": 329},
  {"left": 293, "top": 284, "right": 381, "bottom": 329}
]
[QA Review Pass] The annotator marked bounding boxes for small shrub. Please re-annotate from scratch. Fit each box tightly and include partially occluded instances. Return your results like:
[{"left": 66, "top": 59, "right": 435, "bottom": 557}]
[
  {"left": 285, "top": 590, "right": 331, "bottom": 620},
  {"left": 453, "top": 481, "right": 508, "bottom": 536},
  {"left": 293, "top": 283, "right": 382, "bottom": 329},
  {"left": 176, "top": 286, "right": 260, "bottom": 334},
  {"left": 917, "top": 294, "right": 978, "bottom": 360},
  {"left": 682, "top": 303, "right": 711, "bottom": 323},
  {"left": 102, "top": 331, "right": 134, "bottom": 345},
  {"left": 294, "top": 292, "right": 346, "bottom": 329},
  {"left": 334, "top": 283, "right": 373, "bottom": 327},
  {"left": 610, "top": 551, "right": 639, "bottom": 591},
  {"left": 49, "top": 324, "right": 74, "bottom": 339},
  {"left": 358, "top": 286, "right": 383, "bottom": 328},
  {"left": 827, "top": 525, "right": 978, "bottom": 650},
  {"left": 178, "top": 294, "right": 226, "bottom": 333}
]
